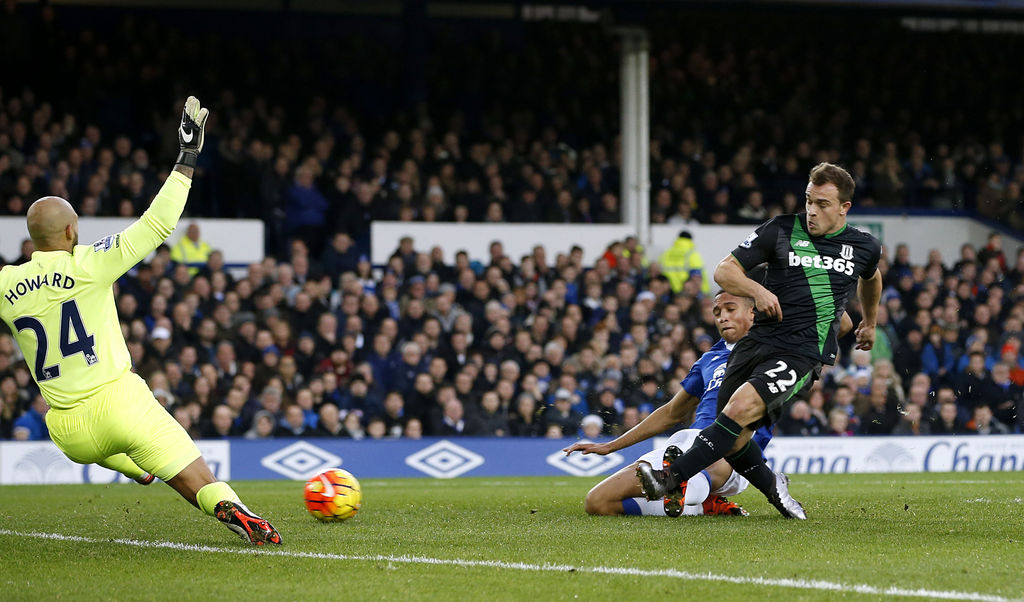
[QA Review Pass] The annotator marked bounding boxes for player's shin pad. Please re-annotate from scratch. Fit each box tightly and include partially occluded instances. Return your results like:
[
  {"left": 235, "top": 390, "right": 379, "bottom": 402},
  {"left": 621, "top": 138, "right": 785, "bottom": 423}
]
[
  {"left": 666, "top": 415, "right": 742, "bottom": 484},
  {"left": 725, "top": 440, "right": 776, "bottom": 495},
  {"left": 683, "top": 470, "right": 712, "bottom": 506}
]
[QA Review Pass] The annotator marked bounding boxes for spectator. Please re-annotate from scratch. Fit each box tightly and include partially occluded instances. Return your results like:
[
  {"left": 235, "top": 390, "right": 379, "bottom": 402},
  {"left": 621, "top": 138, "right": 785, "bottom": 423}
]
[
  {"left": 954, "top": 351, "right": 993, "bottom": 414},
  {"left": 366, "top": 418, "right": 388, "bottom": 440},
  {"left": 293, "top": 388, "right": 319, "bottom": 429},
  {"left": 475, "top": 391, "right": 510, "bottom": 437},
  {"left": 436, "top": 398, "right": 475, "bottom": 436},
  {"left": 628, "top": 374, "right": 665, "bottom": 411},
  {"left": 339, "top": 374, "right": 382, "bottom": 418},
  {"left": 736, "top": 190, "right": 767, "bottom": 224},
  {"left": 892, "top": 404, "right": 930, "bottom": 436},
  {"left": 777, "top": 400, "right": 824, "bottom": 437},
  {"left": 542, "top": 391, "right": 583, "bottom": 437},
  {"left": 843, "top": 349, "right": 874, "bottom": 396},
  {"left": 544, "top": 423, "right": 566, "bottom": 439},
  {"left": 320, "top": 232, "right": 360, "bottom": 282},
  {"left": 977, "top": 232, "right": 1007, "bottom": 272},
  {"left": 169, "top": 223, "right": 213, "bottom": 277},
  {"left": 224, "top": 387, "right": 259, "bottom": 433},
  {"left": 893, "top": 327, "right": 925, "bottom": 381},
  {"left": 314, "top": 403, "right": 345, "bottom": 437},
  {"left": 966, "top": 404, "right": 1010, "bottom": 436},
  {"left": 366, "top": 334, "right": 398, "bottom": 390},
  {"left": 592, "top": 388, "right": 623, "bottom": 434},
  {"left": 509, "top": 394, "right": 542, "bottom": 437},
  {"left": 257, "top": 385, "right": 284, "bottom": 421},
  {"left": 988, "top": 362, "right": 1022, "bottom": 428},
  {"left": 379, "top": 391, "right": 406, "bottom": 437},
  {"left": 829, "top": 384, "right": 858, "bottom": 427},
  {"left": 616, "top": 407, "right": 642, "bottom": 435},
  {"left": 139, "top": 326, "right": 176, "bottom": 377},
  {"left": 403, "top": 417, "right": 424, "bottom": 440},
  {"left": 921, "top": 326, "right": 958, "bottom": 384},
  {"left": 285, "top": 165, "right": 329, "bottom": 254},
  {"left": 202, "top": 404, "right": 242, "bottom": 438},
  {"left": 12, "top": 395, "right": 48, "bottom": 441},
  {"left": 172, "top": 404, "right": 202, "bottom": 441},
  {"left": 930, "top": 401, "right": 969, "bottom": 436},
  {"left": 580, "top": 414, "right": 604, "bottom": 439},
  {"left": 806, "top": 389, "right": 830, "bottom": 428},
  {"left": 11, "top": 239, "right": 33, "bottom": 265},
  {"left": 658, "top": 231, "right": 709, "bottom": 295},
  {"left": 342, "top": 411, "right": 366, "bottom": 440},
  {"left": 274, "top": 405, "right": 316, "bottom": 438},
  {"left": 858, "top": 378, "right": 900, "bottom": 435},
  {"left": 826, "top": 408, "right": 854, "bottom": 436},
  {"left": 245, "top": 410, "right": 277, "bottom": 439},
  {"left": 392, "top": 341, "right": 426, "bottom": 396}
]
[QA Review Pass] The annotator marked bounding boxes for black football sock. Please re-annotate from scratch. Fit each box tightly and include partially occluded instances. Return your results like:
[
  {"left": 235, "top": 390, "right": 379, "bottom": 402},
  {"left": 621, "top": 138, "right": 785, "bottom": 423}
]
[
  {"left": 725, "top": 439, "right": 776, "bottom": 496},
  {"left": 666, "top": 414, "right": 742, "bottom": 484}
]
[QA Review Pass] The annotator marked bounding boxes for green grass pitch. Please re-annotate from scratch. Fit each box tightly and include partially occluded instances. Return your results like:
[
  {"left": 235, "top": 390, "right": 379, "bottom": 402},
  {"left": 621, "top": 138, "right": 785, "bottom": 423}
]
[{"left": 1, "top": 473, "right": 1022, "bottom": 601}]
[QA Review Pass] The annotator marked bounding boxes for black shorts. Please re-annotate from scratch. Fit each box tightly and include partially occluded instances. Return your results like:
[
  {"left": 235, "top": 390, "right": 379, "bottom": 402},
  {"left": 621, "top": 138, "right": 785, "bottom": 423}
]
[{"left": 717, "top": 337, "right": 822, "bottom": 429}]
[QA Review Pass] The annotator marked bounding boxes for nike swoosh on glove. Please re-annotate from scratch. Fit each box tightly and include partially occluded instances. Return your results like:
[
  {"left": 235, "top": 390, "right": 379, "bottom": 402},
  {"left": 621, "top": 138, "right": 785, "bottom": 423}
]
[{"left": 176, "top": 95, "right": 209, "bottom": 168}]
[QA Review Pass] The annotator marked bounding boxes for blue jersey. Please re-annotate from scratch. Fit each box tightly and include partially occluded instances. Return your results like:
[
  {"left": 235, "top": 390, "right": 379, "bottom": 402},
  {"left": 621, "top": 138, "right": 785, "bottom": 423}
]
[{"left": 681, "top": 338, "right": 773, "bottom": 451}]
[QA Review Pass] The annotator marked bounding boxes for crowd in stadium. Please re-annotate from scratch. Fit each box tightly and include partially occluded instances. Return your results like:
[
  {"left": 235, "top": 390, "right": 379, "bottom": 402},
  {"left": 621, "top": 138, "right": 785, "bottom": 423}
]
[
  {"left": 2, "top": 225, "right": 1022, "bottom": 442},
  {"left": 0, "top": 5, "right": 1023, "bottom": 441},
  {"left": 3, "top": 7, "right": 1024, "bottom": 256}
]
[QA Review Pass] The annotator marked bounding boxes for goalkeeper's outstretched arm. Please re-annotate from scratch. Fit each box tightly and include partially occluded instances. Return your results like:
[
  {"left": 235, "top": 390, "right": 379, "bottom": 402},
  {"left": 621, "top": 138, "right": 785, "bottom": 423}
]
[{"left": 82, "top": 96, "right": 210, "bottom": 284}]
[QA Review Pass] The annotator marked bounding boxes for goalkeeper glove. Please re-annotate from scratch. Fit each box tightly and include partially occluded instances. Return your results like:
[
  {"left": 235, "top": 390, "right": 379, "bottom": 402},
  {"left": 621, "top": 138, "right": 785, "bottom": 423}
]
[{"left": 176, "top": 95, "right": 209, "bottom": 168}]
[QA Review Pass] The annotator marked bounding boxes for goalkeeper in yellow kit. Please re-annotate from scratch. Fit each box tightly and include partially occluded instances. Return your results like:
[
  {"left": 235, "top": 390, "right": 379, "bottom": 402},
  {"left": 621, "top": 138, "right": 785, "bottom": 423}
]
[{"left": 0, "top": 97, "right": 281, "bottom": 546}]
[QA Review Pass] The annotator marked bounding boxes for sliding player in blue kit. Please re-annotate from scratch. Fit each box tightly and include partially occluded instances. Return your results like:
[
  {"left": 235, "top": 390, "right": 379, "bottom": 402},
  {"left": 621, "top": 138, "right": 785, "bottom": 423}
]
[{"left": 565, "top": 287, "right": 851, "bottom": 517}]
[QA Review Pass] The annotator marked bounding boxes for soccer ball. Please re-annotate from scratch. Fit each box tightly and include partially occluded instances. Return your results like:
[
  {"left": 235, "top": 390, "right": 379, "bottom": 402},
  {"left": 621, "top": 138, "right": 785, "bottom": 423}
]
[{"left": 304, "top": 468, "right": 362, "bottom": 521}]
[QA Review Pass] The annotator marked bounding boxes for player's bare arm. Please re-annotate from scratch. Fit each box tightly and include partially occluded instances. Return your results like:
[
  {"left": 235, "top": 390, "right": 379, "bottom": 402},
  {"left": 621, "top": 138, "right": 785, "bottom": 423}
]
[
  {"left": 563, "top": 388, "right": 699, "bottom": 456},
  {"left": 714, "top": 255, "right": 782, "bottom": 320},
  {"left": 839, "top": 311, "right": 853, "bottom": 338},
  {"left": 854, "top": 268, "right": 882, "bottom": 350}
]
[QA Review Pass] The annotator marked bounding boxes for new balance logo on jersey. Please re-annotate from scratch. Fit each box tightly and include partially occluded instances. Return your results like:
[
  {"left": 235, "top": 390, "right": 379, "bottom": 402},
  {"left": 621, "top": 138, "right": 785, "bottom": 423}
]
[
  {"left": 788, "top": 252, "right": 855, "bottom": 276},
  {"left": 794, "top": 240, "right": 811, "bottom": 248}
]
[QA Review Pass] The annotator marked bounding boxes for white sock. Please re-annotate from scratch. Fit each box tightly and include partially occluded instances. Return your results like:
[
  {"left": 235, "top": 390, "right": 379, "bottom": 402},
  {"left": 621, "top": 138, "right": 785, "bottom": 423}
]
[
  {"left": 629, "top": 497, "right": 668, "bottom": 516},
  {"left": 683, "top": 470, "right": 712, "bottom": 507},
  {"left": 682, "top": 503, "right": 704, "bottom": 516}
]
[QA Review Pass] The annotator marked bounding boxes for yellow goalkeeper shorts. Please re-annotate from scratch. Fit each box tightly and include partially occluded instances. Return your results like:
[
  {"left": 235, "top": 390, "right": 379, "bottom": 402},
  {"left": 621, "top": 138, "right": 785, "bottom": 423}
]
[{"left": 44, "top": 372, "right": 201, "bottom": 482}]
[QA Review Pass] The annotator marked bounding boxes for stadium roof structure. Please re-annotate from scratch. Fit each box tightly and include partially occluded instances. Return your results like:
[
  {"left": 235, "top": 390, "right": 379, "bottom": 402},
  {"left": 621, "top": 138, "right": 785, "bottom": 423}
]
[{"left": 43, "top": 0, "right": 1024, "bottom": 16}]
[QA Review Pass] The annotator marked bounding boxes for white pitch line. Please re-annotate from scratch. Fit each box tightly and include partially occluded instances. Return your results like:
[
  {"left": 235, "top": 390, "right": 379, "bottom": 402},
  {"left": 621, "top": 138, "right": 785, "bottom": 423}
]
[{"left": 0, "top": 529, "right": 1018, "bottom": 602}]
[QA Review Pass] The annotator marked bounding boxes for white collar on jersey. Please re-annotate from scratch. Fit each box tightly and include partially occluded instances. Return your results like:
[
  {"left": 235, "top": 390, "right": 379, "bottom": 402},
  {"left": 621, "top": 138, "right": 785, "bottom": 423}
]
[{"left": 725, "top": 341, "right": 736, "bottom": 351}]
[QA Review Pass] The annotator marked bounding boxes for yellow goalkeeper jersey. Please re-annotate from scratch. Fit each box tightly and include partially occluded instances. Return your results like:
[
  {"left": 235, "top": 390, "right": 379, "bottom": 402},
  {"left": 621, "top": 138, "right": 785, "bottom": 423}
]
[{"left": 0, "top": 171, "right": 191, "bottom": 410}]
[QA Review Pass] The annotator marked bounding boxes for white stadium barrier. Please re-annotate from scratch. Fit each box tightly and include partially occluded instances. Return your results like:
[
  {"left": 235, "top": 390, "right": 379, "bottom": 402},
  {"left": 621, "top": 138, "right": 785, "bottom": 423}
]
[
  {"left": 372, "top": 216, "right": 1018, "bottom": 268},
  {"left": 0, "top": 217, "right": 264, "bottom": 267}
]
